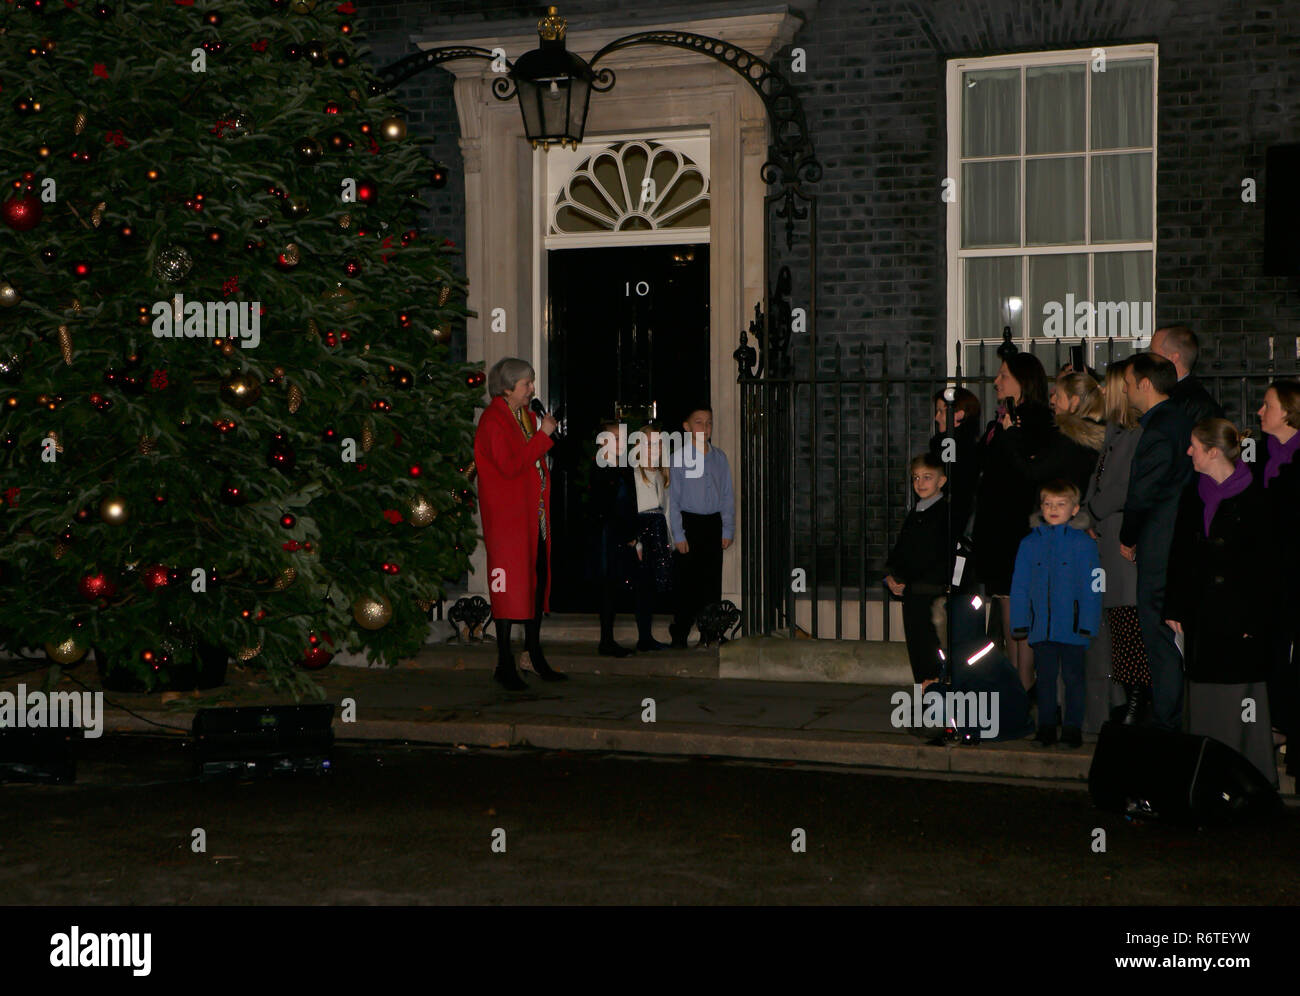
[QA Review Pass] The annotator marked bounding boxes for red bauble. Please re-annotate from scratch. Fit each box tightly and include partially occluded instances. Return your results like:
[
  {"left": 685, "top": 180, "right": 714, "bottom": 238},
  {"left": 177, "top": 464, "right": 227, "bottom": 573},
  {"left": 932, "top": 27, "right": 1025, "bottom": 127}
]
[
  {"left": 1, "top": 194, "right": 44, "bottom": 232},
  {"left": 141, "top": 564, "right": 170, "bottom": 591},
  {"left": 301, "top": 647, "right": 332, "bottom": 670},
  {"left": 355, "top": 179, "right": 377, "bottom": 204},
  {"left": 78, "top": 572, "right": 117, "bottom": 600}
]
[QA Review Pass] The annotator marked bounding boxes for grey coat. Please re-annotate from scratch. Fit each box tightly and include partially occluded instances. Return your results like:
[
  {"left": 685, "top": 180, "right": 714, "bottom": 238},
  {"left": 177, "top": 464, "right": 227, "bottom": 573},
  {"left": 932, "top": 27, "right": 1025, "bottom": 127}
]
[{"left": 1083, "top": 422, "right": 1143, "bottom": 607}]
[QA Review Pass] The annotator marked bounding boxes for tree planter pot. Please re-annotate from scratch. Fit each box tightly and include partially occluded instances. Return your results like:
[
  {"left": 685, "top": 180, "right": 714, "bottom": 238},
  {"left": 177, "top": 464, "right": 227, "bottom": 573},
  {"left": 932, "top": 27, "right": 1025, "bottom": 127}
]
[{"left": 95, "top": 641, "right": 229, "bottom": 693}]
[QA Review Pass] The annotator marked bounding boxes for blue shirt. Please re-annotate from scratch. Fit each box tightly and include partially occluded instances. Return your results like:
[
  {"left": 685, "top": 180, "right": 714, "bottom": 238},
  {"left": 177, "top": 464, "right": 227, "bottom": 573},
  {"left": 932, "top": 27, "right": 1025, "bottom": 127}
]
[{"left": 668, "top": 442, "right": 735, "bottom": 543}]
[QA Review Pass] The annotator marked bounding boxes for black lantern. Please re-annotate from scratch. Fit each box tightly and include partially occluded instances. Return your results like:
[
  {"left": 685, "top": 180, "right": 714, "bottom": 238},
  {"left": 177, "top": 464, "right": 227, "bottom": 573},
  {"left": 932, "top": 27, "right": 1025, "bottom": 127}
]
[{"left": 508, "top": 6, "right": 595, "bottom": 150}]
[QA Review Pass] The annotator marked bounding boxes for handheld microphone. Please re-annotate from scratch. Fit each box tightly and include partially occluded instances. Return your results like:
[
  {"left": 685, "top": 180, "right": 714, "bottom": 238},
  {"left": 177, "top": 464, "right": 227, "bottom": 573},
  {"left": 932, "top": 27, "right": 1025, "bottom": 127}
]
[{"left": 530, "top": 397, "right": 559, "bottom": 438}]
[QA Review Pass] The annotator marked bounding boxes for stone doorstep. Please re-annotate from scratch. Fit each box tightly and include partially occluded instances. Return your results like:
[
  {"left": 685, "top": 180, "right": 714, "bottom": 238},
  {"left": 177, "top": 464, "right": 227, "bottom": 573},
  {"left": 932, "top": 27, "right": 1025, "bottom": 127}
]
[{"left": 97, "top": 706, "right": 1095, "bottom": 783}]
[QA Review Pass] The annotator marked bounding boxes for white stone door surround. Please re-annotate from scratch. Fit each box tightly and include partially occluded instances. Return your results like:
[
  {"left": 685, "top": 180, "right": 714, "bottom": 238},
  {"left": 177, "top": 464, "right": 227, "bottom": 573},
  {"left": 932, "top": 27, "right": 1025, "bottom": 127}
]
[{"left": 414, "top": 6, "right": 806, "bottom": 610}]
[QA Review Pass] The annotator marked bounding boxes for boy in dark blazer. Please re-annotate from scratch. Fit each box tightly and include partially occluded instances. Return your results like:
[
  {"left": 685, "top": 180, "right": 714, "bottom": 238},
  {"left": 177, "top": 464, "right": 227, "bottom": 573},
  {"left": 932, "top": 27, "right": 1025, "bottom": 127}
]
[
  {"left": 885, "top": 453, "right": 951, "bottom": 684},
  {"left": 1119, "top": 353, "right": 1195, "bottom": 731}
]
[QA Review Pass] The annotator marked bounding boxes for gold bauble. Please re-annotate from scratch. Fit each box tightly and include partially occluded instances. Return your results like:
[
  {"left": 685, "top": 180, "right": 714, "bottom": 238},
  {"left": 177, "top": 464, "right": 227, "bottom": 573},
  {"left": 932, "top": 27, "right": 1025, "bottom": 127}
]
[
  {"left": 0, "top": 281, "right": 20, "bottom": 308},
  {"left": 323, "top": 284, "right": 356, "bottom": 314},
  {"left": 288, "top": 384, "right": 304, "bottom": 414},
  {"left": 220, "top": 373, "right": 262, "bottom": 409},
  {"left": 408, "top": 495, "right": 436, "bottom": 527},
  {"left": 273, "top": 567, "right": 297, "bottom": 591},
  {"left": 280, "top": 243, "right": 301, "bottom": 266},
  {"left": 351, "top": 594, "right": 393, "bottom": 630},
  {"left": 379, "top": 116, "right": 407, "bottom": 142},
  {"left": 291, "top": 0, "right": 317, "bottom": 12},
  {"left": 100, "top": 495, "right": 129, "bottom": 525},
  {"left": 58, "top": 325, "right": 73, "bottom": 364},
  {"left": 44, "top": 637, "right": 88, "bottom": 664},
  {"left": 430, "top": 324, "right": 452, "bottom": 345}
]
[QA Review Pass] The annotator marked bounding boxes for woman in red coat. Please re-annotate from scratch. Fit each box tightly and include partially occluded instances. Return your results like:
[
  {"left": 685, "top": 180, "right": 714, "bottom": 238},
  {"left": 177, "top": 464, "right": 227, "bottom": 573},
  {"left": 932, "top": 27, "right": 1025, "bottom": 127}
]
[{"left": 475, "top": 357, "right": 562, "bottom": 689}]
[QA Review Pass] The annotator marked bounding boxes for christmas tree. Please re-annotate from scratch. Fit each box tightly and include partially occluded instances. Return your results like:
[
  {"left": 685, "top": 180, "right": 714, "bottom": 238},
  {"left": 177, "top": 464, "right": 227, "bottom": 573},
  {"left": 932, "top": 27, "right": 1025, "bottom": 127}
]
[{"left": 0, "top": 0, "right": 482, "bottom": 692}]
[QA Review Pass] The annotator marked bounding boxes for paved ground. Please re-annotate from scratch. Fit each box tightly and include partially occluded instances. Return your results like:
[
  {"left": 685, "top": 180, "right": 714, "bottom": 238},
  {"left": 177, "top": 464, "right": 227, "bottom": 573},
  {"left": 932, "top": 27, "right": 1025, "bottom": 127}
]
[{"left": 2, "top": 738, "right": 1296, "bottom": 905}]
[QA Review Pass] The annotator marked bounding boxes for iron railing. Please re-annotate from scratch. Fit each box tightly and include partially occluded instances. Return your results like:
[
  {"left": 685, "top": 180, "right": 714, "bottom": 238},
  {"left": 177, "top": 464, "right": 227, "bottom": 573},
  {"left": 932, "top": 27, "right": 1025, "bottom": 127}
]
[{"left": 738, "top": 334, "right": 1300, "bottom": 641}]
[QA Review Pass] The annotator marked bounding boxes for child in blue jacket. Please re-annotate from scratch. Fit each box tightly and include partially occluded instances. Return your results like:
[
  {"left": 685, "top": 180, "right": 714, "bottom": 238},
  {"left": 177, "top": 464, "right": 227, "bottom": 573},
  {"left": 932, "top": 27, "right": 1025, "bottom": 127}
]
[{"left": 1011, "top": 479, "right": 1102, "bottom": 748}]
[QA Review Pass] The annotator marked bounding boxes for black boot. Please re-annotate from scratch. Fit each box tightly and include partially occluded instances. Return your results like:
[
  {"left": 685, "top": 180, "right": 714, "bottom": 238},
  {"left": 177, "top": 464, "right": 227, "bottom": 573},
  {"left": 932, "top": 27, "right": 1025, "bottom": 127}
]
[
  {"left": 598, "top": 610, "right": 634, "bottom": 657},
  {"left": 493, "top": 620, "right": 528, "bottom": 691},
  {"left": 525, "top": 618, "right": 567, "bottom": 682},
  {"left": 1034, "top": 723, "right": 1058, "bottom": 747},
  {"left": 1122, "top": 685, "right": 1147, "bottom": 725}
]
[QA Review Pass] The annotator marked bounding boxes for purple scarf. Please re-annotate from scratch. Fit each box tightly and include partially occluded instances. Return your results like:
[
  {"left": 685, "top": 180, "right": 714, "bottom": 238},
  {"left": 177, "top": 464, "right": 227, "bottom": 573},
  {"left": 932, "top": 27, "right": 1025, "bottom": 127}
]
[
  {"left": 1197, "top": 459, "right": 1253, "bottom": 536},
  {"left": 1263, "top": 430, "right": 1300, "bottom": 486}
]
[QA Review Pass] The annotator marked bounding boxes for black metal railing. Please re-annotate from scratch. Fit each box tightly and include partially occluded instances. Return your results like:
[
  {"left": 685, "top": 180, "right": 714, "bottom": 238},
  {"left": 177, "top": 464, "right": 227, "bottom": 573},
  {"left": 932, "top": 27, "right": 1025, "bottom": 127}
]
[{"left": 738, "top": 334, "right": 1300, "bottom": 641}]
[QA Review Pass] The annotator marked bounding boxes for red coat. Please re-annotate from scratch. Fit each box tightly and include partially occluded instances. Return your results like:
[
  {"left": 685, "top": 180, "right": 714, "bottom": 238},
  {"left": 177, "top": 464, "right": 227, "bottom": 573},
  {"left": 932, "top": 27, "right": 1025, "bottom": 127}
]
[{"left": 473, "top": 396, "right": 553, "bottom": 620}]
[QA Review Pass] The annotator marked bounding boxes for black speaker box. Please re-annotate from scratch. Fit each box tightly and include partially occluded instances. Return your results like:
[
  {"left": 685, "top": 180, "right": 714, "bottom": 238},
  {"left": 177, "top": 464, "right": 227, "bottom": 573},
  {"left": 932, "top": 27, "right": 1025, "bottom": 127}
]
[
  {"left": 0, "top": 729, "right": 75, "bottom": 784},
  {"left": 1264, "top": 144, "right": 1300, "bottom": 276},
  {"left": 192, "top": 704, "right": 334, "bottom": 779},
  {"left": 1088, "top": 721, "right": 1281, "bottom": 826}
]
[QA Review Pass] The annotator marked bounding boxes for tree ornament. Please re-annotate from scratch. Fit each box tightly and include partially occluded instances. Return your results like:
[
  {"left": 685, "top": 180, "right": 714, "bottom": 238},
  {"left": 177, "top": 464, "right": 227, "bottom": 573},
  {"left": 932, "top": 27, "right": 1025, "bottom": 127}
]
[
  {"left": 154, "top": 245, "right": 194, "bottom": 283},
  {"left": 331, "top": 52, "right": 350, "bottom": 69},
  {"left": 90, "top": 202, "right": 106, "bottom": 228},
  {"left": 430, "top": 164, "right": 448, "bottom": 189},
  {"left": 291, "top": 0, "right": 317, "bottom": 12},
  {"left": 138, "top": 435, "right": 156, "bottom": 455},
  {"left": 301, "top": 646, "right": 332, "bottom": 669},
  {"left": 41, "top": 246, "right": 58, "bottom": 263},
  {"left": 280, "top": 513, "right": 296, "bottom": 528},
  {"left": 287, "top": 383, "right": 304, "bottom": 413},
  {"left": 351, "top": 594, "right": 393, "bottom": 630},
  {"left": 220, "top": 373, "right": 262, "bottom": 409},
  {"left": 344, "top": 258, "right": 361, "bottom": 277},
  {"left": 99, "top": 496, "right": 129, "bottom": 525},
  {"left": 13, "top": 97, "right": 43, "bottom": 116},
  {"left": 56, "top": 326, "right": 73, "bottom": 364},
  {"left": 408, "top": 495, "right": 436, "bottom": 527},
  {"left": 204, "top": 11, "right": 222, "bottom": 26},
  {"left": 141, "top": 564, "right": 170, "bottom": 591},
  {"left": 0, "top": 282, "right": 20, "bottom": 308},
  {"left": 355, "top": 179, "right": 377, "bottom": 205},
  {"left": 218, "top": 482, "right": 248, "bottom": 506},
  {"left": 282, "top": 196, "right": 311, "bottom": 219},
  {"left": 237, "top": 642, "right": 263, "bottom": 662},
  {"left": 267, "top": 442, "right": 296, "bottom": 471},
  {"left": 45, "top": 637, "right": 88, "bottom": 664},
  {"left": 294, "top": 137, "right": 324, "bottom": 164},
  {"left": 273, "top": 567, "right": 297, "bottom": 590},
  {"left": 2, "top": 194, "right": 44, "bottom": 231},
  {"left": 361, "top": 421, "right": 375, "bottom": 453},
  {"left": 53, "top": 540, "right": 70, "bottom": 559},
  {"left": 78, "top": 573, "right": 117, "bottom": 600},
  {"left": 379, "top": 116, "right": 407, "bottom": 142},
  {"left": 327, "top": 131, "right": 349, "bottom": 153},
  {"left": 305, "top": 40, "right": 327, "bottom": 66}
]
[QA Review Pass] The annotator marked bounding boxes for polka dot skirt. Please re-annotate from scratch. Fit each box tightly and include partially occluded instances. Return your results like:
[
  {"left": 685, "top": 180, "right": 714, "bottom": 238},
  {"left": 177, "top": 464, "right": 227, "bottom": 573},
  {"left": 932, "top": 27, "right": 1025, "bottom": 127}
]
[{"left": 1108, "top": 605, "right": 1151, "bottom": 686}]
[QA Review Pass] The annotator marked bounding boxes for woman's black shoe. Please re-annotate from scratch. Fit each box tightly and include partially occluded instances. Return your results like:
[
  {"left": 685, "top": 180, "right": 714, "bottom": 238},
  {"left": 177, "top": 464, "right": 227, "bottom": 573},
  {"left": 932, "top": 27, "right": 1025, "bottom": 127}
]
[
  {"left": 1060, "top": 726, "right": 1083, "bottom": 748},
  {"left": 636, "top": 638, "right": 669, "bottom": 652},
  {"left": 526, "top": 649, "right": 567, "bottom": 682},
  {"left": 598, "top": 642, "right": 634, "bottom": 658},
  {"left": 493, "top": 664, "right": 529, "bottom": 691},
  {"left": 1122, "top": 686, "right": 1149, "bottom": 725},
  {"left": 1034, "top": 724, "right": 1058, "bottom": 747}
]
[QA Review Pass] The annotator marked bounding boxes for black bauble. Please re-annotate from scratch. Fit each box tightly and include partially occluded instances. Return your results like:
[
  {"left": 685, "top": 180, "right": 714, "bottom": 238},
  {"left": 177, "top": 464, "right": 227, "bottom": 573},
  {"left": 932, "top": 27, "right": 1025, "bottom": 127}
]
[{"left": 294, "top": 137, "right": 324, "bottom": 164}]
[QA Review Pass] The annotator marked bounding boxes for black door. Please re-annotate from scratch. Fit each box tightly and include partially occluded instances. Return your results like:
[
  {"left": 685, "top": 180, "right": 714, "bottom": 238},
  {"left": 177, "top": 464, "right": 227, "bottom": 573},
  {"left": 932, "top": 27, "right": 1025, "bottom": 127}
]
[{"left": 545, "top": 244, "right": 710, "bottom": 612}]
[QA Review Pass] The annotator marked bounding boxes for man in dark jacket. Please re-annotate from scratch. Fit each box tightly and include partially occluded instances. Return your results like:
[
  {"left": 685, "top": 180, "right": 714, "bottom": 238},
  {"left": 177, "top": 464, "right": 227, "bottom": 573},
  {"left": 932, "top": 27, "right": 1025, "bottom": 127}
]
[
  {"left": 1151, "top": 325, "right": 1223, "bottom": 425},
  {"left": 1119, "top": 354, "right": 1195, "bottom": 730}
]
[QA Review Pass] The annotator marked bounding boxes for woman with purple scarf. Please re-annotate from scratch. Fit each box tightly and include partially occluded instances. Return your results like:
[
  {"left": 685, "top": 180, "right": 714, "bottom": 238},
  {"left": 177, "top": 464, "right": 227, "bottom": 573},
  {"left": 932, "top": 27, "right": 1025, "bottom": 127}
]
[
  {"left": 1252, "top": 380, "right": 1300, "bottom": 783},
  {"left": 1165, "top": 419, "right": 1276, "bottom": 786}
]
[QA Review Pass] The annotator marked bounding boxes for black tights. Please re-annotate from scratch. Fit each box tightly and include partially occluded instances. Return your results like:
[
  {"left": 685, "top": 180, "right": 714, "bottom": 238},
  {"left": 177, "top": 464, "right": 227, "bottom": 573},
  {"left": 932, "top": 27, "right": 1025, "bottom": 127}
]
[{"left": 495, "top": 536, "right": 547, "bottom": 667}]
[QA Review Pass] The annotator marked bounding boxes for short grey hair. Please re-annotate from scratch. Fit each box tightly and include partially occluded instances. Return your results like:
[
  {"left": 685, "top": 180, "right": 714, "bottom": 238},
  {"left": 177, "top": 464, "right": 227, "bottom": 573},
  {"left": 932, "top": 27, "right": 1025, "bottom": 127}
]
[{"left": 487, "top": 357, "right": 535, "bottom": 398}]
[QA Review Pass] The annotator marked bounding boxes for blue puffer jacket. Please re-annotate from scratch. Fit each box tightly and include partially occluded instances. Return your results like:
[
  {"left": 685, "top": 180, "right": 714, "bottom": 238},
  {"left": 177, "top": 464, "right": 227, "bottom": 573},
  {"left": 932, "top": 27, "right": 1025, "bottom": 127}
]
[{"left": 1009, "top": 523, "right": 1102, "bottom": 646}]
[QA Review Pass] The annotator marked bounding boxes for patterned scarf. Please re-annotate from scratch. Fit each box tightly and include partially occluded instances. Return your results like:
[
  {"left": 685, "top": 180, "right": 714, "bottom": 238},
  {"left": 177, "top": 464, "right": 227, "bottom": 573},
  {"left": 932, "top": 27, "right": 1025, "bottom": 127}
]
[{"left": 513, "top": 405, "right": 547, "bottom": 541}]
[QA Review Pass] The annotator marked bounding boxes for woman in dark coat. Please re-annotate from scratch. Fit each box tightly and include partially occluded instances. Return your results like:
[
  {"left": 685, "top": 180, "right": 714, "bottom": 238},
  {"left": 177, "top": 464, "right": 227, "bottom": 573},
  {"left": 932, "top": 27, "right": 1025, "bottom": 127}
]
[
  {"left": 474, "top": 356, "right": 563, "bottom": 690},
  {"left": 972, "top": 353, "right": 1051, "bottom": 689},
  {"left": 1251, "top": 380, "right": 1300, "bottom": 778},
  {"left": 1165, "top": 418, "right": 1276, "bottom": 786}
]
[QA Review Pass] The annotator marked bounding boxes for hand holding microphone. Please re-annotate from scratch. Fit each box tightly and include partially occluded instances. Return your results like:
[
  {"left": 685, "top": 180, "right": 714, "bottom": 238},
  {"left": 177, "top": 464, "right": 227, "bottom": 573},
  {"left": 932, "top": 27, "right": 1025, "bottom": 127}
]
[{"left": 530, "top": 398, "right": 559, "bottom": 437}]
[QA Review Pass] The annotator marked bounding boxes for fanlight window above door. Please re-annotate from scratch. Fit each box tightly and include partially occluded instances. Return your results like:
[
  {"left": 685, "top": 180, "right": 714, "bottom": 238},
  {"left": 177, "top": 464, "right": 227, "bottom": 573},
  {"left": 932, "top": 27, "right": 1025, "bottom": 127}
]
[{"left": 550, "top": 140, "right": 710, "bottom": 242}]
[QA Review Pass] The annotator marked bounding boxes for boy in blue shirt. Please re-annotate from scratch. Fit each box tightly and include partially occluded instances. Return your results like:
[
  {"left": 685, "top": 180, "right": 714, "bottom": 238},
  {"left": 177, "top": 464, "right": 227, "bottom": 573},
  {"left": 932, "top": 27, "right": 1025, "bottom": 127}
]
[
  {"left": 668, "top": 404, "right": 735, "bottom": 648},
  {"left": 1010, "top": 479, "right": 1102, "bottom": 748}
]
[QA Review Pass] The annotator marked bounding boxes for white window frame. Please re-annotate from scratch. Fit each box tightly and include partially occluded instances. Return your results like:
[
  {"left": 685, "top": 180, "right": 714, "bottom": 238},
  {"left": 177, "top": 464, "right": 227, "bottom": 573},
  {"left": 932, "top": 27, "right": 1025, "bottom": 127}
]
[{"left": 944, "top": 44, "right": 1158, "bottom": 374}]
